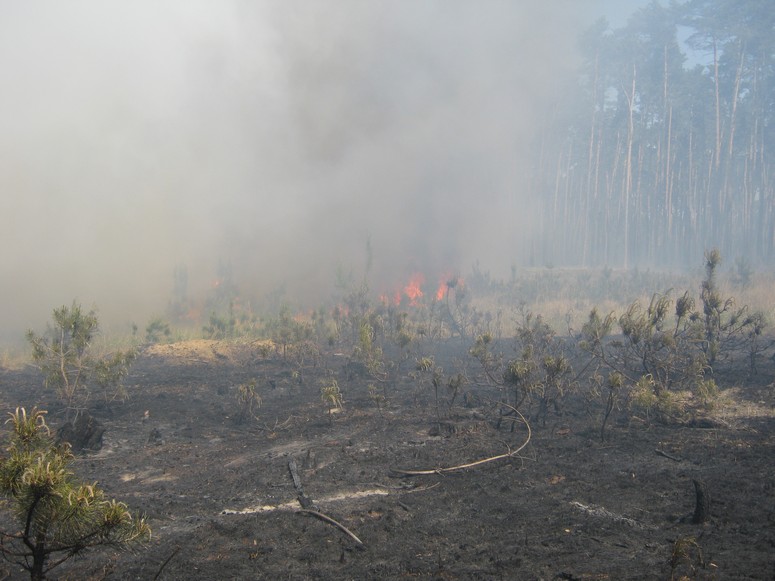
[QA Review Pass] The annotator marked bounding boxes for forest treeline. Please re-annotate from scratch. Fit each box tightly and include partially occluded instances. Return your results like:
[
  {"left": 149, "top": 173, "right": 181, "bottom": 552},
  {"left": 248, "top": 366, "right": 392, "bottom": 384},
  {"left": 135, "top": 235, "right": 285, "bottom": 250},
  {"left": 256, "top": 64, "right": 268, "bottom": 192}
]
[{"left": 529, "top": 0, "right": 773, "bottom": 269}]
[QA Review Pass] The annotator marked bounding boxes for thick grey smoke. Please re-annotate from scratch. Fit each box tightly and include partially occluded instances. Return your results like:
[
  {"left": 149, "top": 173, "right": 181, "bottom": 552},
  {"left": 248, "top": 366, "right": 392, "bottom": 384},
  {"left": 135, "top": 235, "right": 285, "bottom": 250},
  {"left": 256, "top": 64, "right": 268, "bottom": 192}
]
[{"left": 0, "top": 0, "right": 645, "bottom": 341}]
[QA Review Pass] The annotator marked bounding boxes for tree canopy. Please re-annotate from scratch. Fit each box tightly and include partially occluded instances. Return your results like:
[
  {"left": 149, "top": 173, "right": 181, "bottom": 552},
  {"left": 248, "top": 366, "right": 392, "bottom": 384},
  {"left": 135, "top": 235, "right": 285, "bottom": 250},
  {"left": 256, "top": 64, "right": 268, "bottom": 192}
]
[{"left": 529, "top": 0, "right": 775, "bottom": 268}]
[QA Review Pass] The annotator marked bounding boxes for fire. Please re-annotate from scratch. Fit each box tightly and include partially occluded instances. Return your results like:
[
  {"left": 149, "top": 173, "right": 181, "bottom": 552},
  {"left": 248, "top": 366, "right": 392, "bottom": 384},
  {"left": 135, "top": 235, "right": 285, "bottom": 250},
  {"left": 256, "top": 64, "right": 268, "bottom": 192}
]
[
  {"left": 379, "top": 273, "right": 426, "bottom": 307},
  {"left": 435, "top": 274, "right": 463, "bottom": 302},
  {"left": 379, "top": 291, "right": 403, "bottom": 306},
  {"left": 380, "top": 271, "right": 461, "bottom": 307},
  {"left": 403, "top": 273, "right": 424, "bottom": 306}
]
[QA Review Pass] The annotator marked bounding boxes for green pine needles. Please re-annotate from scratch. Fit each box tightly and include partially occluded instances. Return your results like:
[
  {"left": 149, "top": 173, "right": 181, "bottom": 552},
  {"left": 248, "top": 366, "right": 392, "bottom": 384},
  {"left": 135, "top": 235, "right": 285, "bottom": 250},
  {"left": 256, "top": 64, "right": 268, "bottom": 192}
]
[{"left": 0, "top": 408, "right": 150, "bottom": 580}]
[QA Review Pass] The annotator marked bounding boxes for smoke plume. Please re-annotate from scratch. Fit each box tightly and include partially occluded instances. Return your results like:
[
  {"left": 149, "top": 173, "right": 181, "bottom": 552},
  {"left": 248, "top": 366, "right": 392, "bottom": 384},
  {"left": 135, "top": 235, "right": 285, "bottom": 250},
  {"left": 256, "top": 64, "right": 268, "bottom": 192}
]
[{"left": 0, "top": 0, "right": 643, "bottom": 341}]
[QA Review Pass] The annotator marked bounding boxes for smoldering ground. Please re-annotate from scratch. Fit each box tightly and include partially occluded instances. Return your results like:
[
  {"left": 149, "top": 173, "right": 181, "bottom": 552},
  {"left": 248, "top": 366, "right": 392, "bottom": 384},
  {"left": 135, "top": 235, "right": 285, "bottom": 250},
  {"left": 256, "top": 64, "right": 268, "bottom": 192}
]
[{"left": 0, "top": 1, "right": 645, "bottom": 342}]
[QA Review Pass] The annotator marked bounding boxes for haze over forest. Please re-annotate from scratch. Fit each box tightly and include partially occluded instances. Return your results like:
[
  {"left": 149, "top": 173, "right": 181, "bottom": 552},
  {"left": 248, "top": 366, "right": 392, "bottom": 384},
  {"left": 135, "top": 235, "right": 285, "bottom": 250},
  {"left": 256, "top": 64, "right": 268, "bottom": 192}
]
[{"left": 1, "top": 0, "right": 772, "bottom": 342}]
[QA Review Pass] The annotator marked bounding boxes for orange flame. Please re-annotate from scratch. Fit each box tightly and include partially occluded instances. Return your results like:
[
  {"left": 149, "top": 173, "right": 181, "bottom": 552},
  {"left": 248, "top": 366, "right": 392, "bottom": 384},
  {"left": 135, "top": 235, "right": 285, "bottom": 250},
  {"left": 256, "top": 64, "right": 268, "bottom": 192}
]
[
  {"left": 381, "top": 271, "right": 460, "bottom": 308},
  {"left": 436, "top": 282, "right": 447, "bottom": 301},
  {"left": 436, "top": 274, "right": 463, "bottom": 301},
  {"left": 403, "top": 273, "right": 424, "bottom": 306}
]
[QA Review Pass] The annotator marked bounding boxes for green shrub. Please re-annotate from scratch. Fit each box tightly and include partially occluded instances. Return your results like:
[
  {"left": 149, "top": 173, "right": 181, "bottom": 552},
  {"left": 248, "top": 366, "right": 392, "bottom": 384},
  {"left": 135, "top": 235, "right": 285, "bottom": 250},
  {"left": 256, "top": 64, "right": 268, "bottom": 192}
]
[
  {"left": 27, "top": 302, "right": 137, "bottom": 418},
  {"left": 320, "top": 378, "right": 343, "bottom": 423},
  {"left": 236, "top": 379, "right": 261, "bottom": 424},
  {"left": 0, "top": 408, "right": 150, "bottom": 580},
  {"left": 145, "top": 317, "right": 171, "bottom": 343}
]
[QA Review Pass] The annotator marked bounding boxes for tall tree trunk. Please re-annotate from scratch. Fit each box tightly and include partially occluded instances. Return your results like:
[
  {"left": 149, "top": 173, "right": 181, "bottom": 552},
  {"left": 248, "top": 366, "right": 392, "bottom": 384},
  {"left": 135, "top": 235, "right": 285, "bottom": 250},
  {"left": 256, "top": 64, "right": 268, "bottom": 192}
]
[
  {"left": 665, "top": 105, "right": 674, "bottom": 247},
  {"left": 713, "top": 37, "right": 721, "bottom": 171},
  {"left": 583, "top": 52, "right": 600, "bottom": 267},
  {"left": 623, "top": 65, "right": 637, "bottom": 270}
]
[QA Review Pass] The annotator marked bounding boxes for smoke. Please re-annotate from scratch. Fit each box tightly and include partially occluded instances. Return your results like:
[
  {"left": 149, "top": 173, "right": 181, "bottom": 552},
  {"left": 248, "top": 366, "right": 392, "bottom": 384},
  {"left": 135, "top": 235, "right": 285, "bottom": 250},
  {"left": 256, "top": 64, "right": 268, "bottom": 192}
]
[{"left": 0, "top": 0, "right": 642, "bottom": 341}]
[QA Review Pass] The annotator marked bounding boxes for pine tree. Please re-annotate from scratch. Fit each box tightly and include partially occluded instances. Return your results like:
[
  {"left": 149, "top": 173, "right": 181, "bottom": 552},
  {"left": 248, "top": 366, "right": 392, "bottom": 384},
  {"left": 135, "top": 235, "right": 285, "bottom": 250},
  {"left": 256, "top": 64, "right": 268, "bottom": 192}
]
[{"left": 0, "top": 408, "right": 150, "bottom": 580}]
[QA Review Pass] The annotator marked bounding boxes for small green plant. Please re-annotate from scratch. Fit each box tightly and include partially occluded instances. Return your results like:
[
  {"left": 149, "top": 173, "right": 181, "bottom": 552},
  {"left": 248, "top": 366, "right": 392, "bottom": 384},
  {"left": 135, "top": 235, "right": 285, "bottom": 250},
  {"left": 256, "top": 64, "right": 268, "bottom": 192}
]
[
  {"left": 629, "top": 374, "right": 682, "bottom": 424},
  {"left": 629, "top": 375, "right": 658, "bottom": 424},
  {"left": 579, "top": 281, "right": 734, "bottom": 425},
  {"left": 264, "top": 305, "right": 313, "bottom": 361},
  {"left": 744, "top": 311, "right": 768, "bottom": 377},
  {"left": 616, "top": 292, "right": 706, "bottom": 393},
  {"left": 469, "top": 333, "right": 503, "bottom": 386},
  {"left": 694, "top": 378, "right": 718, "bottom": 411},
  {"left": 320, "top": 379, "right": 343, "bottom": 422},
  {"left": 668, "top": 535, "right": 705, "bottom": 580},
  {"left": 144, "top": 317, "right": 171, "bottom": 344},
  {"left": 413, "top": 356, "right": 437, "bottom": 406},
  {"left": 236, "top": 379, "right": 262, "bottom": 424},
  {"left": 415, "top": 356, "right": 435, "bottom": 373},
  {"left": 0, "top": 408, "right": 150, "bottom": 580},
  {"left": 536, "top": 354, "right": 572, "bottom": 425},
  {"left": 501, "top": 311, "right": 574, "bottom": 425},
  {"left": 27, "top": 302, "right": 137, "bottom": 419},
  {"left": 701, "top": 249, "right": 730, "bottom": 364},
  {"left": 579, "top": 308, "right": 616, "bottom": 357},
  {"left": 202, "top": 309, "right": 236, "bottom": 340},
  {"left": 93, "top": 349, "right": 137, "bottom": 404},
  {"left": 503, "top": 348, "right": 536, "bottom": 408},
  {"left": 445, "top": 373, "right": 465, "bottom": 410},
  {"left": 367, "top": 383, "right": 385, "bottom": 416},
  {"left": 355, "top": 320, "right": 387, "bottom": 379},
  {"left": 695, "top": 250, "right": 765, "bottom": 371}
]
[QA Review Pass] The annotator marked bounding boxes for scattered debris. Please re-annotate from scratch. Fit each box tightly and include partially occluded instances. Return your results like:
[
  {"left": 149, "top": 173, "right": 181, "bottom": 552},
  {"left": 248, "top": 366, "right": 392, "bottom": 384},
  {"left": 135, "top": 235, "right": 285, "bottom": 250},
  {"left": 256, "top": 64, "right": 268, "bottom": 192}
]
[
  {"left": 691, "top": 479, "right": 711, "bottom": 524},
  {"left": 570, "top": 501, "right": 642, "bottom": 528},
  {"left": 56, "top": 412, "right": 105, "bottom": 452},
  {"left": 655, "top": 448, "right": 682, "bottom": 462}
]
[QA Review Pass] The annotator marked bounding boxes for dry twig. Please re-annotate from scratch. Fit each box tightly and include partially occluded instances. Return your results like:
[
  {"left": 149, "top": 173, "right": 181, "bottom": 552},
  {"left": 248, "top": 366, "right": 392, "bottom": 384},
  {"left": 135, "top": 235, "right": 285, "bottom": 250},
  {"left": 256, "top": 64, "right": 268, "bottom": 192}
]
[
  {"left": 655, "top": 448, "right": 682, "bottom": 462},
  {"left": 288, "top": 458, "right": 364, "bottom": 547},
  {"left": 391, "top": 404, "right": 531, "bottom": 476},
  {"left": 296, "top": 509, "right": 364, "bottom": 547},
  {"left": 153, "top": 546, "right": 181, "bottom": 580}
]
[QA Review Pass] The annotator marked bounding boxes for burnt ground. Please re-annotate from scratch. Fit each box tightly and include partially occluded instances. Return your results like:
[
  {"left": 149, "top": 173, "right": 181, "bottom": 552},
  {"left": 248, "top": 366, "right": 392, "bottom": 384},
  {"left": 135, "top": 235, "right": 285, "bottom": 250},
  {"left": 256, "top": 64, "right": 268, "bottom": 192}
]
[{"left": 1, "top": 338, "right": 774, "bottom": 580}]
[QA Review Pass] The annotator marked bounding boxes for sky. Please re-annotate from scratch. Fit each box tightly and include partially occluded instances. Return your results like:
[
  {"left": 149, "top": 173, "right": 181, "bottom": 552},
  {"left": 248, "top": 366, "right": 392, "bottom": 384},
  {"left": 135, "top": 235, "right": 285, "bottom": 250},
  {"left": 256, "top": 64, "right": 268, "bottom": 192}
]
[{"left": 0, "top": 0, "right": 650, "bottom": 342}]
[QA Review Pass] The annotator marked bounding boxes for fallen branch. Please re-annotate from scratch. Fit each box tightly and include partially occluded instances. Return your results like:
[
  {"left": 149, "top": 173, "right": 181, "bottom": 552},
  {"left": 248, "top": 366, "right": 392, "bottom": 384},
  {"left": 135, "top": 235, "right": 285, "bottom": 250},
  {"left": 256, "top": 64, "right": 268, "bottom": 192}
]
[
  {"left": 655, "top": 449, "right": 682, "bottom": 462},
  {"left": 153, "top": 546, "right": 181, "bottom": 581},
  {"left": 287, "top": 458, "right": 364, "bottom": 547},
  {"left": 401, "top": 482, "right": 441, "bottom": 493},
  {"left": 391, "top": 404, "right": 531, "bottom": 476},
  {"left": 296, "top": 509, "right": 364, "bottom": 548}
]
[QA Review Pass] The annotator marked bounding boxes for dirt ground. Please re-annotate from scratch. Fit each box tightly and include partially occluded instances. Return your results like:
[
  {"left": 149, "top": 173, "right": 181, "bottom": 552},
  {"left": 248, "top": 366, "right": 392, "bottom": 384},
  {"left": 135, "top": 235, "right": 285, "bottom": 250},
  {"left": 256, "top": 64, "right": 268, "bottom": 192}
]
[{"left": 1, "top": 338, "right": 774, "bottom": 580}]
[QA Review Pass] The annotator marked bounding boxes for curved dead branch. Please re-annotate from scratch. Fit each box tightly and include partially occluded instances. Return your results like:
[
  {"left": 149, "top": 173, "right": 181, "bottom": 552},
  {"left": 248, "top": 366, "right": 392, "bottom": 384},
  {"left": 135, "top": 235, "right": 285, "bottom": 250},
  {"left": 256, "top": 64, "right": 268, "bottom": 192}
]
[
  {"left": 296, "top": 509, "right": 364, "bottom": 547},
  {"left": 390, "top": 404, "right": 531, "bottom": 476}
]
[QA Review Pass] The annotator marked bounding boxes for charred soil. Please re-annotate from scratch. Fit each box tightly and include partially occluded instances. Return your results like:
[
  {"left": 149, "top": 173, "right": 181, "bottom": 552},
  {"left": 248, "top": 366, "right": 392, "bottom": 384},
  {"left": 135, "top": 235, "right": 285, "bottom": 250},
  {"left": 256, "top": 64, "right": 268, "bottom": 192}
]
[{"left": 1, "top": 338, "right": 774, "bottom": 580}]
